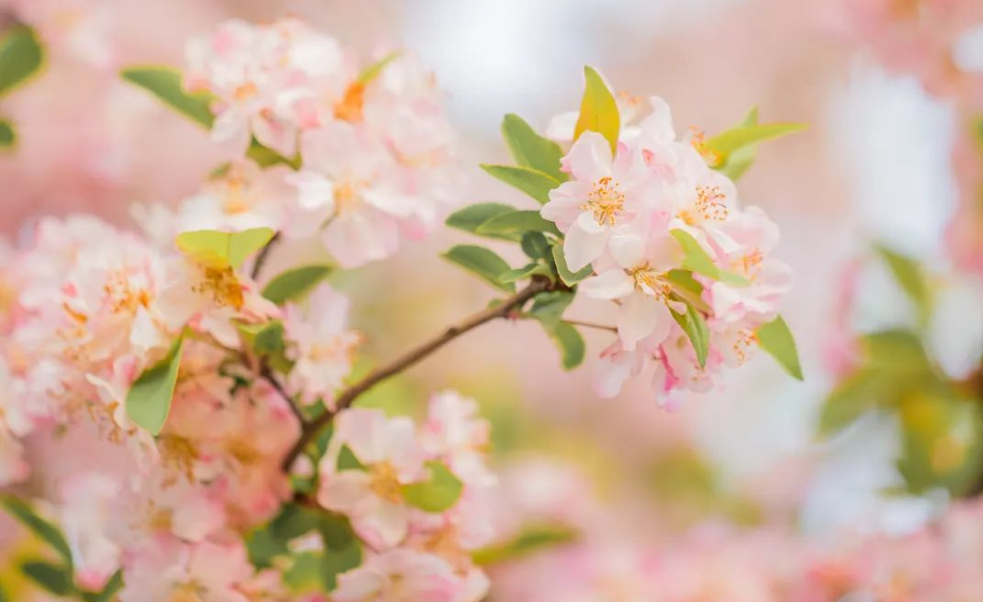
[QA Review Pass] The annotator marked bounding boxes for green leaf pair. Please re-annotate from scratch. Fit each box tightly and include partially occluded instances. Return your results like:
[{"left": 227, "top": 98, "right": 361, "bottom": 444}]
[
  {"left": 706, "top": 107, "right": 805, "bottom": 180},
  {"left": 0, "top": 25, "right": 45, "bottom": 149},
  {"left": 176, "top": 227, "right": 275, "bottom": 270}
]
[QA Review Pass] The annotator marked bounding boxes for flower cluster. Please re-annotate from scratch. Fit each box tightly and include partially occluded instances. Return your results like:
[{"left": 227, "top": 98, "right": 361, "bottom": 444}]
[
  {"left": 177, "top": 17, "right": 460, "bottom": 268},
  {"left": 540, "top": 97, "right": 793, "bottom": 406},
  {"left": 320, "top": 395, "right": 494, "bottom": 602}
]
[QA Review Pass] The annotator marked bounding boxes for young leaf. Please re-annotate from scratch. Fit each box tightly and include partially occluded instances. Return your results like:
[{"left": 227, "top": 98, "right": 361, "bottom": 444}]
[
  {"left": 121, "top": 66, "right": 215, "bottom": 128},
  {"left": 713, "top": 106, "right": 758, "bottom": 180},
  {"left": 671, "top": 303, "right": 710, "bottom": 368},
  {"left": 480, "top": 164, "right": 560, "bottom": 205},
  {"left": 500, "top": 263, "right": 551, "bottom": 284},
  {"left": 247, "top": 138, "right": 301, "bottom": 170},
  {"left": 446, "top": 203, "right": 520, "bottom": 240},
  {"left": 262, "top": 264, "right": 333, "bottom": 304},
  {"left": 176, "top": 227, "right": 275, "bottom": 269},
  {"left": 357, "top": 51, "right": 400, "bottom": 85},
  {"left": 0, "top": 26, "right": 44, "bottom": 98},
  {"left": 477, "top": 210, "right": 561, "bottom": 238},
  {"left": 573, "top": 66, "right": 620, "bottom": 153},
  {"left": 551, "top": 244, "right": 592, "bottom": 286},
  {"left": 21, "top": 561, "right": 75, "bottom": 597},
  {"left": 443, "top": 245, "right": 515, "bottom": 293},
  {"left": 501, "top": 114, "right": 566, "bottom": 181},
  {"left": 0, "top": 496, "right": 73, "bottom": 567},
  {"left": 669, "top": 229, "right": 748, "bottom": 286},
  {"left": 756, "top": 315, "right": 803, "bottom": 380},
  {"left": 706, "top": 120, "right": 805, "bottom": 171},
  {"left": 402, "top": 462, "right": 464, "bottom": 513},
  {"left": 126, "top": 338, "right": 185, "bottom": 435},
  {"left": 236, "top": 320, "right": 286, "bottom": 356},
  {"left": 472, "top": 524, "right": 577, "bottom": 565},
  {"left": 666, "top": 269, "right": 710, "bottom": 312},
  {"left": 0, "top": 118, "right": 13, "bottom": 149},
  {"left": 877, "top": 245, "right": 931, "bottom": 327},
  {"left": 547, "top": 322, "right": 586, "bottom": 370}
]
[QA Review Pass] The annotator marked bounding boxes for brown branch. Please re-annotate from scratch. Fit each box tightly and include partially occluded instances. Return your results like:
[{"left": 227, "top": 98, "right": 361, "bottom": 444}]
[
  {"left": 250, "top": 232, "right": 281, "bottom": 280},
  {"left": 260, "top": 361, "right": 308, "bottom": 426},
  {"left": 281, "top": 277, "right": 552, "bottom": 471}
]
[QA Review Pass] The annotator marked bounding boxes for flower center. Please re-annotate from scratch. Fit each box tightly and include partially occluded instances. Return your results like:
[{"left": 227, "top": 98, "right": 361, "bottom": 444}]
[
  {"left": 369, "top": 462, "right": 404, "bottom": 503},
  {"left": 679, "top": 185, "right": 728, "bottom": 225},
  {"left": 732, "top": 329, "right": 757, "bottom": 365},
  {"left": 169, "top": 582, "right": 206, "bottom": 602},
  {"left": 194, "top": 266, "right": 244, "bottom": 310},
  {"left": 583, "top": 176, "right": 625, "bottom": 226},
  {"left": 627, "top": 264, "right": 672, "bottom": 299},
  {"left": 333, "top": 180, "right": 363, "bottom": 216},
  {"left": 334, "top": 81, "right": 366, "bottom": 123},
  {"left": 104, "top": 270, "right": 151, "bottom": 315}
]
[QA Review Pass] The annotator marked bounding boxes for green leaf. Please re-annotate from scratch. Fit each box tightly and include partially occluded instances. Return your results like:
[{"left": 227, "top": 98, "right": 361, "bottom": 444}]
[
  {"left": 284, "top": 552, "right": 325, "bottom": 592},
  {"left": 528, "top": 291, "right": 575, "bottom": 331},
  {"left": 322, "top": 537, "right": 362, "bottom": 591},
  {"left": 669, "top": 229, "right": 749, "bottom": 286},
  {"left": 477, "top": 210, "right": 561, "bottom": 238},
  {"left": 706, "top": 119, "right": 805, "bottom": 171},
  {"left": 443, "top": 245, "right": 515, "bottom": 293},
  {"left": 0, "top": 26, "right": 44, "bottom": 98},
  {"left": 500, "top": 263, "right": 551, "bottom": 284},
  {"left": 176, "top": 227, "right": 275, "bottom": 269},
  {"left": 573, "top": 66, "right": 620, "bottom": 153},
  {"left": 336, "top": 445, "right": 365, "bottom": 472},
  {"left": 126, "top": 338, "right": 184, "bottom": 435},
  {"left": 713, "top": 106, "right": 759, "bottom": 180},
  {"left": 0, "top": 497, "right": 73, "bottom": 568},
  {"left": 0, "top": 118, "right": 14, "bottom": 149},
  {"left": 480, "top": 164, "right": 560, "bottom": 205},
  {"left": 756, "top": 316, "right": 803, "bottom": 380},
  {"left": 501, "top": 114, "right": 566, "bottom": 181},
  {"left": 522, "top": 232, "right": 552, "bottom": 261},
  {"left": 21, "top": 561, "right": 74, "bottom": 597},
  {"left": 357, "top": 51, "right": 400, "bottom": 85},
  {"left": 877, "top": 245, "right": 931, "bottom": 327},
  {"left": 0, "top": 582, "right": 9, "bottom": 602},
  {"left": 247, "top": 137, "right": 301, "bottom": 170},
  {"left": 236, "top": 320, "right": 286, "bottom": 357},
  {"left": 120, "top": 66, "right": 215, "bottom": 128},
  {"left": 818, "top": 369, "right": 883, "bottom": 435},
  {"left": 472, "top": 524, "right": 577, "bottom": 565},
  {"left": 546, "top": 322, "right": 585, "bottom": 370},
  {"left": 402, "top": 462, "right": 464, "bottom": 513},
  {"left": 446, "top": 203, "right": 519, "bottom": 240},
  {"left": 551, "top": 244, "right": 592, "bottom": 286},
  {"left": 81, "top": 570, "right": 123, "bottom": 602},
  {"left": 666, "top": 269, "right": 710, "bottom": 312},
  {"left": 671, "top": 303, "right": 710, "bottom": 368},
  {"left": 262, "top": 264, "right": 333, "bottom": 304}
]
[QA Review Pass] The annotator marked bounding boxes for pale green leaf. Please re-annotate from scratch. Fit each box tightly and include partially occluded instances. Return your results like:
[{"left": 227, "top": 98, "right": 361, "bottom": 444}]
[
  {"left": 443, "top": 245, "right": 515, "bottom": 293},
  {"left": 126, "top": 338, "right": 185, "bottom": 435},
  {"left": 756, "top": 315, "right": 803, "bottom": 380},
  {"left": 551, "top": 244, "right": 592, "bottom": 286},
  {"left": 472, "top": 524, "right": 577, "bottom": 565},
  {"left": 671, "top": 303, "right": 710, "bottom": 368},
  {"left": 357, "top": 51, "right": 400, "bottom": 85},
  {"left": 573, "top": 66, "right": 619, "bottom": 153},
  {"left": 247, "top": 137, "right": 301, "bottom": 170},
  {"left": 402, "top": 462, "right": 464, "bottom": 513},
  {"left": 262, "top": 264, "right": 333, "bottom": 304},
  {"left": 547, "top": 322, "right": 585, "bottom": 370},
  {"left": 0, "top": 26, "right": 44, "bottom": 98},
  {"left": 446, "top": 203, "right": 520, "bottom": 241},
  {"left": 877, "top": 245, "right": 931, "bottom": 327},
  {"left": 176, "top": 227, "right": 275, "bottom": 269},
  {"left": 480, "top": 164, "right": 560, "bottom": 205},
  {"left": 670, "top": 229, "right": 749, "bottom": 286},
  {"left": 121, "top": 66, "right": 215, "bottom": 128},
  {"left": 714, "top": 106, "right": 759, "bottom": 180},
  {"left": 501, "top": 113, "right": 566, "bottom": 181},
  {"left": 477, "top": 210, "right": 561, "bottom": 238},
  {"left": 706, "top": 120, "right": 805, "bottom": 169}
]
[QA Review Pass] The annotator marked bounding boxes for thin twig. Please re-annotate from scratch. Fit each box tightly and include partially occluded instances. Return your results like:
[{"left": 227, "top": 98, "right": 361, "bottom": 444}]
[
  {"left": 260, "top": 361, "right": 308, "bottom": 426},
  {"left": 281, "top": 277, "right": 552, "bottom": 471},
  {"left": 251, "top": 232, "right": 281, "bottom": 280},
  {"left": 563, "top": 319, "right": 617, "bottom": 333}
]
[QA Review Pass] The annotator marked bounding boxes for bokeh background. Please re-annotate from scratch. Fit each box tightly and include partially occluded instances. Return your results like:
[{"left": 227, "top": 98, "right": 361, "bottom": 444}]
[{"left": 2, "top": 0, "right": 982, "bottom": 598}]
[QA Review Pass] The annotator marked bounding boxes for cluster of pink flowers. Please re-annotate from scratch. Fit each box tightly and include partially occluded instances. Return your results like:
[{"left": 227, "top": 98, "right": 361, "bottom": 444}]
[
  {"left": 540, "top": 97, "right": 793, "bottom": 406},
  {"left": 321, "top": 397, "right": 495, "bottom": 602},
  {"left": 0, "top": 211, "right": 492, "bottom": 600},
  {"left": 173, "top": 17, "right": 460, "bottom": 268}
]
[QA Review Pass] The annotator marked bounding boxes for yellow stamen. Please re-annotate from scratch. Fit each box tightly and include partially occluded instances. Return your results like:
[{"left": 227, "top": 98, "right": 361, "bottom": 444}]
[
  {"left": 369, "top": 463, "right": 403, "bottom": 503},
  {"left": 582, "top": 176, "right": 625, "bottom": 226}
]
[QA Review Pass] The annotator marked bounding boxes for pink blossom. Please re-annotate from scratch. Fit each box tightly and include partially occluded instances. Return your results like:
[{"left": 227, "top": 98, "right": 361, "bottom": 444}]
[{"left": 333, "top": 549, "right": 461, "bottom": 602}]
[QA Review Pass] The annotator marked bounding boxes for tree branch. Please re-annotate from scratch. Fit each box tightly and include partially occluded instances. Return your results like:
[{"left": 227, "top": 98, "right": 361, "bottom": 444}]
[
  {"left": 251, "top": 232, "right": 281, "bottom": 280},
  {"left": 260, "top": 361, "right": 308, "bottom": 426},
  {"left": 281, "top": 277, "right": 552, "bottom": 471}
]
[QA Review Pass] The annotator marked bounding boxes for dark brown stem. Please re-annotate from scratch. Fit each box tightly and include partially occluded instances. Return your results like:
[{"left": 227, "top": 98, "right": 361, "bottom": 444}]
[
  {"left": 260, "top": 361, "right": 307, "bottom": 426},
  {"left": 281, "top": 277, "right": 552, "bottom": 471},
  {"left": 250, "top": 232, "right": 281, "bottom": 280}
]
